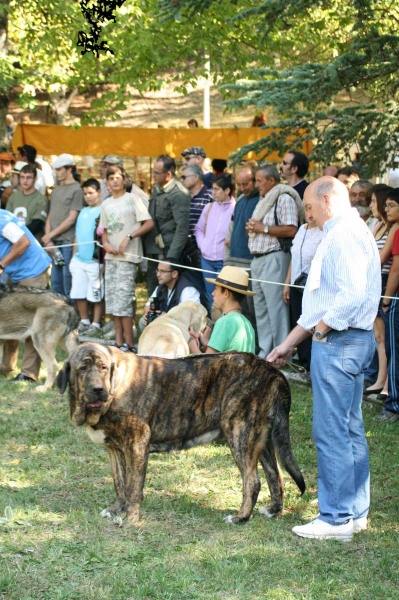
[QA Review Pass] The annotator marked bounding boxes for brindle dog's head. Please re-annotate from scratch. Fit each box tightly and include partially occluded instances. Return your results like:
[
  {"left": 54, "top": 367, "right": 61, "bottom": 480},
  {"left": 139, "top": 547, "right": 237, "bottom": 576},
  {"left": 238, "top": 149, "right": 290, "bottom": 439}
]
[{"left": 56, "top": 343, "right": 124, "bottom": 427}]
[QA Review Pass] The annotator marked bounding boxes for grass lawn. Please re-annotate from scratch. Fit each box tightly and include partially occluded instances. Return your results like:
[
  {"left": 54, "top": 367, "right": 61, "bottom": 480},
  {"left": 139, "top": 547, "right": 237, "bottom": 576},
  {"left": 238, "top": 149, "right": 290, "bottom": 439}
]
[{"left": 0, "top": 292, "right": 398, "bottom": 599}]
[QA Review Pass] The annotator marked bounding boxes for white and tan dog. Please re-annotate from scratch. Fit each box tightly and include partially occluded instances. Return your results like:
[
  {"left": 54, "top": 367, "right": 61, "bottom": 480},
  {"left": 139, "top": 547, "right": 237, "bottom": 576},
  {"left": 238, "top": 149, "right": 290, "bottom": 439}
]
[
  {"left": 0, "top": 285, "right": 79, "bottom": 391},
  {"left": 137, "top": 301, "right": 208, "bottom": 358}
]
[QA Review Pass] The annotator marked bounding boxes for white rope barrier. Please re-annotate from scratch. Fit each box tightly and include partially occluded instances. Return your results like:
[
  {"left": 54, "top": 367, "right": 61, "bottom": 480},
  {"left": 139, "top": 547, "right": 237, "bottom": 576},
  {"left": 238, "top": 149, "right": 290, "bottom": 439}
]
[{"left": 44, "top": 239, "right": 399, "bottom": 300}]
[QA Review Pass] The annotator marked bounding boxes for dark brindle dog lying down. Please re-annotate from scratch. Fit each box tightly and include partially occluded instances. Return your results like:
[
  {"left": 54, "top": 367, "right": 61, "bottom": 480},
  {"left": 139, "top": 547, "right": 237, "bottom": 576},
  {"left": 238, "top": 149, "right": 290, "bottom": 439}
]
[{"left": 57, "top": 343, "right": 305, "bottom": 524}]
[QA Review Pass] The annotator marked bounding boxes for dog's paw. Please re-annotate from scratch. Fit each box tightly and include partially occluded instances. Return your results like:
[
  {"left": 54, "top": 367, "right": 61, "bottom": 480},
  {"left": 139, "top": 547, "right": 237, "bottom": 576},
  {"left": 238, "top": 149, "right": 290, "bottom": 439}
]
[
  {"left": 224, "top": 514, "right": 242, "bottom": 525},
  {"left": 258, "top": 506, "right": 279, "bottom": 519},
  {"left": 35, "top": 384, "right": 49, "bottom": 393}
]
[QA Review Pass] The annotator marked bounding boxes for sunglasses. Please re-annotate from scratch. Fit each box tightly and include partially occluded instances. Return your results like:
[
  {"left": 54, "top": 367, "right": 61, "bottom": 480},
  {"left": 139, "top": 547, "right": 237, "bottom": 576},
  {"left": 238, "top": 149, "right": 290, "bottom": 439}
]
[
  {"left": 180, "top": 174, "right": 194, "bottom": 181},
  {"left": 281, "top": 160, "right": 292, "bottom": 166}
]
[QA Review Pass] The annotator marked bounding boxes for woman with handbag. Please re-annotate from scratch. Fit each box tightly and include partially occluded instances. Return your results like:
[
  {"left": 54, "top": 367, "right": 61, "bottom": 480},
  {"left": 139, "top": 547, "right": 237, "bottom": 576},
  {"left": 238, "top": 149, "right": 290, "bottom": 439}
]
[{"left": 282, "top": 211, "right": 323, "bottom": 375}]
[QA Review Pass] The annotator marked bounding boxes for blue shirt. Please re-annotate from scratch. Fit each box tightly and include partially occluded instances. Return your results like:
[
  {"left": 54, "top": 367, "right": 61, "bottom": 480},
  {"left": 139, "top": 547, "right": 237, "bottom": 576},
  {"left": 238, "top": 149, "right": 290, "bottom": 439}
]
[
  {"left": 0, "top": 209, "right": 51, "bottom": 282},
  {"left": 74, "top": 205, "right": 101, "bottom": 263},
  {"left": 298, "top": 209, "right": 381, "bottom": 332}
]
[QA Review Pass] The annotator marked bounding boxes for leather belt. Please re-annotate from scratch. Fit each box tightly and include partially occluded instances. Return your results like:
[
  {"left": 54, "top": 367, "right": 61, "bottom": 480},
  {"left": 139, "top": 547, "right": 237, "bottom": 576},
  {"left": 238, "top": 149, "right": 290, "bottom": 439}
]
[{"left": 252, "top": 250, "right": 281, "bottom": 257}]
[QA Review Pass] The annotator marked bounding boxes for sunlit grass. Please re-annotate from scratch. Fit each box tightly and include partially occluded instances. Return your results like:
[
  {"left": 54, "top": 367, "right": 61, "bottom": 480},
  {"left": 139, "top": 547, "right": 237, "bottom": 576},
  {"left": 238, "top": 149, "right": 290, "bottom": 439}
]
[{"left": 0, "top": 290, "right": 398, "bottom": 599}]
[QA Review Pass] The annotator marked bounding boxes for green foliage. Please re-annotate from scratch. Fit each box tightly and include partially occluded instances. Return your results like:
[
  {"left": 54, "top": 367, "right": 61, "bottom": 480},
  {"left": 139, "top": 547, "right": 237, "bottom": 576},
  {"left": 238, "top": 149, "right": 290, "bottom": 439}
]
[
  {"left": 1, "top": 0, "right": 399, "bottom": 171},
  {"left": 164, "top": 0, "right": 399, "bottom": 174}
]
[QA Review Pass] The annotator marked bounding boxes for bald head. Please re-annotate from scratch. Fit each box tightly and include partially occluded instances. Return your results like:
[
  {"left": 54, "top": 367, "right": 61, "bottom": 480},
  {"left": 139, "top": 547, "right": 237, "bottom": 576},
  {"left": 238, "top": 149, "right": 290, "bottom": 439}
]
[
  {"left": 303, "top": 176, "right": 350, "bottom": 229},
  {"left": 236, "top": 166, "right": 256, "bottom": 197},
  {"left": 323, "top": 166, "right": 338, "bottom": 177}
]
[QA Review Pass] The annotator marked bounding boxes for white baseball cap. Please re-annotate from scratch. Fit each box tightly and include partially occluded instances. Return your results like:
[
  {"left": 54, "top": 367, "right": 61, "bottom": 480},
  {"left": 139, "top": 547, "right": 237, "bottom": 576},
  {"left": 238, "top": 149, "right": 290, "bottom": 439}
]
[{"left": 52, "top": 154, "right": 76, "bottom": 169}]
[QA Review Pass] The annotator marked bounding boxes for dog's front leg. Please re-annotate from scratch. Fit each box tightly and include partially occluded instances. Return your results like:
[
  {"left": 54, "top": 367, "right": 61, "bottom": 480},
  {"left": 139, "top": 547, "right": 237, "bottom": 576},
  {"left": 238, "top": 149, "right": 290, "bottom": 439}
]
[
  {"left": 122, "top": 422, "right": 151, "bottom": 523},
  {"left": 101, "top": 446, "right": 128, "bottom": 519}
]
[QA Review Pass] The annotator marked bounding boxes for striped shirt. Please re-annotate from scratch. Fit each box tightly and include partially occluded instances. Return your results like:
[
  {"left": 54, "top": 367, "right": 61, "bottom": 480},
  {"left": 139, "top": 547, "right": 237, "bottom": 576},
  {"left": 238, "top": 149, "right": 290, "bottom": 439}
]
[
  {"left": 248, "top": 193, "right": 298, "bottom": 255},
  {"left": 189, "top": 185, "right": 213, "bottom": 240},
  {"left": 375, "top": 230, "right": 392, "bottom": 275},
  {"left": 298, "top": 209, "right": 381, "bottom": 332}
]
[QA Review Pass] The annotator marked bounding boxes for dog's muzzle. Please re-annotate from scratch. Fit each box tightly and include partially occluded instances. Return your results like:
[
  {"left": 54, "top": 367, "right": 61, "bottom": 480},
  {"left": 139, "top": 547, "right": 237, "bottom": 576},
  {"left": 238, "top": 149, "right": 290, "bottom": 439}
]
[{"left": 85, "top": 386, "right": 108, "bottom": 410}]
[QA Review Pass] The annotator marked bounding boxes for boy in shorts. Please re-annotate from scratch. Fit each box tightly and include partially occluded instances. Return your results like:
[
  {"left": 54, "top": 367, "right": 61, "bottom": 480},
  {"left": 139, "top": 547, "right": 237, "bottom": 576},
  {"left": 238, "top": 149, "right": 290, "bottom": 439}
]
[
  {"left": 69, "top": 179, "right": 103, "bottom": 334},
  {"left": 100, "top": 166, "right": 154, "bottom": 351},
  {"left": 188, "top": 265, "right": 256, "bottom": 354}
]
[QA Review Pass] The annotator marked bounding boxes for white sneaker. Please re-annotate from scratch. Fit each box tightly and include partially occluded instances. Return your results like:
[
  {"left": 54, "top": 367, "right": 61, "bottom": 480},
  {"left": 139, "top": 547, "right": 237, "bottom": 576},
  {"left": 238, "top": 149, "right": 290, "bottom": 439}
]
[
  {"left": 353, "top": 516, "right": 367, "bottom": 533},
  {"left": 292, "top": 518, "right": 353, "bottom": 542}
]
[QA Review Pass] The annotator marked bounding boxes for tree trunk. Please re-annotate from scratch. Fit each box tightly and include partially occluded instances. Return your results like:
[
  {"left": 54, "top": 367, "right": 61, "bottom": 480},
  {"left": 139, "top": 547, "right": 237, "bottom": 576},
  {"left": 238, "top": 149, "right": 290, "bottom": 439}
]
[
  {"left": 0, "top": 0, "right": 11, "bottom": 148},
  {"left": 47, "top": 86, "right": 79, "bottom": 124}
]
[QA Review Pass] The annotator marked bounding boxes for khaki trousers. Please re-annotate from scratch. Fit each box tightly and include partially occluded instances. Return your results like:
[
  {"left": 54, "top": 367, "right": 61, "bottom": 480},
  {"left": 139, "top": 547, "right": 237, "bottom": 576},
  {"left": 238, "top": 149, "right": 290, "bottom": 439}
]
[{"left": 1, "top": 270, "right": 49, "bottom": 380}]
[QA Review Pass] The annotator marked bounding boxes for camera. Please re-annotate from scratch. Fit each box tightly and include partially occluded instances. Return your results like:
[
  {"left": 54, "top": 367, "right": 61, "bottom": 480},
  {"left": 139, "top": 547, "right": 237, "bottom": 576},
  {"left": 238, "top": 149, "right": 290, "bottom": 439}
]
[
  {"left": 53, "top": 248, "right": 66, "bottom": 267},
  {"left": 146, "top": 299, "right": 160, "bottom": 324}
]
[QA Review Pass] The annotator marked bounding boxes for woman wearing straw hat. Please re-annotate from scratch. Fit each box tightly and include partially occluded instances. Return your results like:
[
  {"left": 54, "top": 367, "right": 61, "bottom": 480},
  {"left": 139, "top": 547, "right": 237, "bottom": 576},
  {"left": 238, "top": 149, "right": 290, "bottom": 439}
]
[{"left": 188, "top": 266, "right": 255, "bottom": 354}]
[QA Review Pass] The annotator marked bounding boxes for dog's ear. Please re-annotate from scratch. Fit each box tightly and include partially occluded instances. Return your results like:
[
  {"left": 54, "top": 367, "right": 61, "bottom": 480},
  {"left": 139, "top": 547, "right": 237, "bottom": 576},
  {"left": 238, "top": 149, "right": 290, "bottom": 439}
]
[
  {"left": 109, "top": 361, "right": 120, "bottom": 396},
  {"left": 56, "top": 361, "right": 71, "bottom": 394}
]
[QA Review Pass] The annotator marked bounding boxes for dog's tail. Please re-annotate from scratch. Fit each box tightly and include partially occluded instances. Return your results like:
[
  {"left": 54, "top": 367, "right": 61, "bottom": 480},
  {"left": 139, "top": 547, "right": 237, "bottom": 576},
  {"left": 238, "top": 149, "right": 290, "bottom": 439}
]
[
  {"left": 62, "top": 304, "right": 80, "bottom": 353},
  {"left": 272, "top": 375, "right": 306, "bottom": 495}
]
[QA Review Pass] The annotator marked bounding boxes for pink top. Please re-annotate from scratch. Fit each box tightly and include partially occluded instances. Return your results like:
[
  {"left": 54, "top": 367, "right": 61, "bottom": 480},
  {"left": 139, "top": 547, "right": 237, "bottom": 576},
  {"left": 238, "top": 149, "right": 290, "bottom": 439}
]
[{"left": 195, "top": 197, "right": 235, "bottom": 261}]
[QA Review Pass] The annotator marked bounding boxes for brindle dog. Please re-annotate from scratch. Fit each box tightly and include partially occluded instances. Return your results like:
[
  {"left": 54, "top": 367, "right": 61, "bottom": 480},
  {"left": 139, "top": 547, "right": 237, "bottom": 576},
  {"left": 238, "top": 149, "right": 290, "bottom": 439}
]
[{"left": 57, "top": 343, "right": 305, "bottom": 524}]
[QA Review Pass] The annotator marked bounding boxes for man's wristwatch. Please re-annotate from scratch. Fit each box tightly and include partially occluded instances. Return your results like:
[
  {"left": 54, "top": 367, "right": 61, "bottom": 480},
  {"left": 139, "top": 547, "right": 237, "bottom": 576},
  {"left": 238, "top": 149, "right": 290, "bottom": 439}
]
[
  {"left": 126, "top": 234, "right": 133, "bottom": 240},
  {"left": 382, "top": 302, "right": 390, "bottom": 308},
  {"left": 263, "top": 225, "right": 269, "bottom": 234},
  {"left": 314, "top": 330, "right": 328, "bottom": 340}
]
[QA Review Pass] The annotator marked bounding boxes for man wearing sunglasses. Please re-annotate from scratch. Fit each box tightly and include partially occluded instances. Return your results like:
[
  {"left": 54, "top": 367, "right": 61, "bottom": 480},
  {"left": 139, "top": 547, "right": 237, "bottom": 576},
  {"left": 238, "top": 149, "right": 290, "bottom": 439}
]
[
  {"left": 181, "top": 146, "right": 213, "bottom": 189},
  {"left": 279, "top": 150, "right": 310, "bottom": 199},
  {"left": 139, "top": 260, "right": 201, "bottom": 329},
  {"left": 180, "top": 164, "right": 213, "bottom": 244}
]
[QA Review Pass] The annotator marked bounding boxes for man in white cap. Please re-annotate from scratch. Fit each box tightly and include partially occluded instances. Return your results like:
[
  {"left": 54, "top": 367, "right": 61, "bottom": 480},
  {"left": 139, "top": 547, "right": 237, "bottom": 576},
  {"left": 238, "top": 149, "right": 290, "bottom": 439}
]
[
  {"left": 42, "top": 153, "right": 83, "bottom": 296},
  {"left": 188, "top": 265, "right": 256, "bottom": 354}
]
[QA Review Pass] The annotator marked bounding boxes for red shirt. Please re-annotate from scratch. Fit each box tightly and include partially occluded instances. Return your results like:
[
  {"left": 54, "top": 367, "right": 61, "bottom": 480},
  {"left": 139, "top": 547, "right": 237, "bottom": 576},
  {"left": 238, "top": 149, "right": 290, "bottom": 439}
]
[
  {"left": 390, "top": 229, "right": 399, "bottom": 294},
  {"left": 392, "top": 229, "right": 399, "bottom": 255}
]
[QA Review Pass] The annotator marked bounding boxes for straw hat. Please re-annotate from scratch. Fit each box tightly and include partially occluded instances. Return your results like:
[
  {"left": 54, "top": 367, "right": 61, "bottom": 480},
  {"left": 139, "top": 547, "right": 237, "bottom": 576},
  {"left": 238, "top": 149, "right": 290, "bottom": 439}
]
[{"left": 205, "top": 266, "right": 255, "bottom": 296}]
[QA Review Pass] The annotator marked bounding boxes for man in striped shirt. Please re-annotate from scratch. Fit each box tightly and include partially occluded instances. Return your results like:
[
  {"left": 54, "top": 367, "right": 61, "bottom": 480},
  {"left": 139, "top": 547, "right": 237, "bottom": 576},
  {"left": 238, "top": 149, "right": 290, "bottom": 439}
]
[
  {"left": 180, "top": 164, "right": 213, "bottom": 245},
  {"left": 267, "top": 176, "right": 381, "bottom": 542}
]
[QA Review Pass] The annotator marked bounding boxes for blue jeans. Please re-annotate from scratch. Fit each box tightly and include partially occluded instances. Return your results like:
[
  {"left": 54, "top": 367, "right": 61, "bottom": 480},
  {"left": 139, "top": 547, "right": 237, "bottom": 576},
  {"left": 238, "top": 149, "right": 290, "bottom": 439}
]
[
  {"left": 311, "top": 328, "right": 374, "bottom": 525},
  {"left": 382, "top": 294, "right": 399, "bottom": 413},
  {"left": 201, "top": 256, "right": 223, "bottom": 307},
  {"left": 50, "top": 244, "right": 73, "bottom": 297}
]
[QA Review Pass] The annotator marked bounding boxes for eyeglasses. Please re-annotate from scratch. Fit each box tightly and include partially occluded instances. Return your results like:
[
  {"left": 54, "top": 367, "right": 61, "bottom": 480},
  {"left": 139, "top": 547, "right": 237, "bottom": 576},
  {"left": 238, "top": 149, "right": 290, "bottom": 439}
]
[
  {"left": 156, "top": 269, "right": 172, "bottom": 274},
  {"left": 184, "top": 156, "right": 197, "bottom": 160},
  {"left": 152, "top": 169, "right": 166, "bottom": 175},
  {"left": 180, "top": 174, "right": 194, "bottom": 181},
  {"left": 281, "top": 160, "right": 292, "bottom": 166}
]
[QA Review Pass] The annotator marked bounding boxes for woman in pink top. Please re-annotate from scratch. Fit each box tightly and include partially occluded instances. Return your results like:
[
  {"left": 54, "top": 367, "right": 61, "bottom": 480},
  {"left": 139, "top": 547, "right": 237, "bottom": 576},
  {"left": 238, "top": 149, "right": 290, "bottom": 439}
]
[{"left": 195, "top": 173, "right": 235, "bottom": 306}]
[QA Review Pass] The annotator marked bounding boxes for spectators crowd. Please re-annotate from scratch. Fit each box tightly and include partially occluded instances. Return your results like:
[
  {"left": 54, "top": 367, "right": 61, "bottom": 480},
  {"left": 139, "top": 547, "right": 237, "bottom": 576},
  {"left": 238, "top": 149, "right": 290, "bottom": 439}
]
[{"left": 1, "top": 142, "right": 398, "bottom": 427}]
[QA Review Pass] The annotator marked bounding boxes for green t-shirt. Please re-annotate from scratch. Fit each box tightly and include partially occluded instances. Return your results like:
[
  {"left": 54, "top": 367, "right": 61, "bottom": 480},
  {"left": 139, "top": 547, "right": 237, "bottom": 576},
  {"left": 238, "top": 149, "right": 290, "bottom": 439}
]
[
  {"left": 209, "top": 311, "right": 255, "bottom": 353},
  {"left": 7, "top": 189, "right": 48, "bottom": 227}
]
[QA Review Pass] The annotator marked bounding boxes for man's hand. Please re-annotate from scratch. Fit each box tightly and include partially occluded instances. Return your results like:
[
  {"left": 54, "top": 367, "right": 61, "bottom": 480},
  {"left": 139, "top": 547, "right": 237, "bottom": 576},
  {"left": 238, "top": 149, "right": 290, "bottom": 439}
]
[
  {"left": 282, "top": 284, "right": 290, "bottom": 304},
  {"left": 43, "top": 241, "right": 55, "bottom": 255},
  {"left": 41, "top": 234, "right": 52, "bottom": 246},
  {"left": 246, "top": 219, "right": 265, "bottom": 235},
  {"left": 118, "top": 237, "right": 130, "bottom": 256},
  {"left": 188, "top": 332, "right": 201, "bottom": 354},
  {"left": 266, "top": 342, "right": 295, "bottom": 366},
  {"left": 198, "top": 325, "right": 211, "bottom": 347},
  {"left": 103, "top": 241, "right": 119, "bottom": 255}
]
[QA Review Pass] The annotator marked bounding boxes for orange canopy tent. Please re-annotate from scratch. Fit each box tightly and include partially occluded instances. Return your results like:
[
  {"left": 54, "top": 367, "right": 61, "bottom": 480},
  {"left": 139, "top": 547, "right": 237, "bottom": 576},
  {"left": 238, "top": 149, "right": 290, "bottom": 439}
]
[{"left": 12, "top": 124, "right": 311, "bottom": 161}]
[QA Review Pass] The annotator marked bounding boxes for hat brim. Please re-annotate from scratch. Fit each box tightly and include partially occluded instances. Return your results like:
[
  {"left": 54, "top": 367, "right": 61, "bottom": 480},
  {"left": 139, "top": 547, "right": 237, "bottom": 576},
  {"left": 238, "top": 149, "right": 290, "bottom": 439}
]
[{"left": 205, "top": 277, "right": 256, "bottom": 296}]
